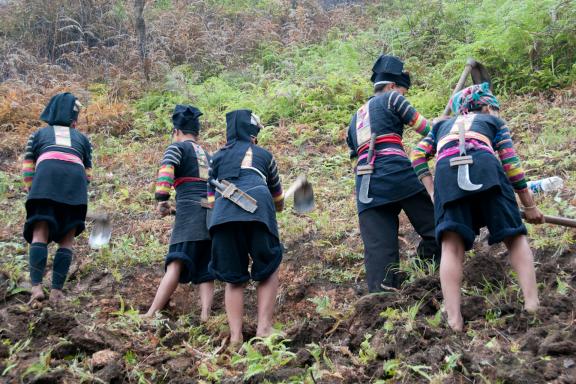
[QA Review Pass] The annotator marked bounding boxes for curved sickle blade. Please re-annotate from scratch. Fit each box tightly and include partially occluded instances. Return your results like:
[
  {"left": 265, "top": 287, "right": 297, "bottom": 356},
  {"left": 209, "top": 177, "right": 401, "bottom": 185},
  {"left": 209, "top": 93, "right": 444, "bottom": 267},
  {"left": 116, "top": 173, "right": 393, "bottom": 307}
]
[
  {"left": 457, "top": 164, "right": 483, "bottom": 191},
  {"left": 358, "top": 174, "right": 373, "bottom": 204}
]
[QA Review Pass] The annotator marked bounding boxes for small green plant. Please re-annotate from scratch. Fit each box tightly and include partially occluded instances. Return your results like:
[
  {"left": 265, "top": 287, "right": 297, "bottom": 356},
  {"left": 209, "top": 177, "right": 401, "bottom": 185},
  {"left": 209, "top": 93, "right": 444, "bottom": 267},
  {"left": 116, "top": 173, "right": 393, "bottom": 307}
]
[
  {"left": 231, "top": 334, "right": 296, "bottom": 380},
  {"left": 198, "top": 362, "right": 224, "bottom": 382},
  {"left": 22, "top": 350, "right": 51, "bottom": 379},
  {"left": 358, "top": 334, "right": 377, "bottom": 365},
  {"left": 426, "top": 309, "right": 443, "bottom": 328}
]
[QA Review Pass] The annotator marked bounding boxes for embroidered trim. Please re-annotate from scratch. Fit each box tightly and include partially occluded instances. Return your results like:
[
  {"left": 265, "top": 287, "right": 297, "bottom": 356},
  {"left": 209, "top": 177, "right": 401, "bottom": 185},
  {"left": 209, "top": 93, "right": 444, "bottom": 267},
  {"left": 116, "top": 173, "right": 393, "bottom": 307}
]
[{"left": 53, "top": 126, "right": 72, "bottom": 147}]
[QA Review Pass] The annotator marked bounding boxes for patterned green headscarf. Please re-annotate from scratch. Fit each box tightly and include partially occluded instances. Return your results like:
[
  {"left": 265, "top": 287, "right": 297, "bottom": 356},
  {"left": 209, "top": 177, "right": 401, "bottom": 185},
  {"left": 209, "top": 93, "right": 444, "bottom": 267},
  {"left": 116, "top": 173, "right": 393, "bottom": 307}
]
[{"left": 450, "top": 82, "right": 500, "bottom": 115}]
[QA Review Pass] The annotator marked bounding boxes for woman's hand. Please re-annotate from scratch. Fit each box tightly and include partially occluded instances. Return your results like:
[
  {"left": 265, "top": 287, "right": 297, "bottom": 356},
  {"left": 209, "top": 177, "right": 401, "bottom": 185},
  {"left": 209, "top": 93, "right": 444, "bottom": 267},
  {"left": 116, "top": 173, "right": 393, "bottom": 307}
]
[
  {"left": 157, "top": 201, "right": 171, "bottom": 217},
  {"left": 523, "top": 206, "right": 545, "bottom": 224}
]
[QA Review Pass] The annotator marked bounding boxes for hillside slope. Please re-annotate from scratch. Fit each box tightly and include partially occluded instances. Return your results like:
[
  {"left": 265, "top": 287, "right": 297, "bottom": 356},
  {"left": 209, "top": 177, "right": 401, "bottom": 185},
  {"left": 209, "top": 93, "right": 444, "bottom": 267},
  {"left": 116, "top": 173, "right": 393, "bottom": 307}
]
[{"left": 0, "top": 1, "right": 575, "bottom": 383}]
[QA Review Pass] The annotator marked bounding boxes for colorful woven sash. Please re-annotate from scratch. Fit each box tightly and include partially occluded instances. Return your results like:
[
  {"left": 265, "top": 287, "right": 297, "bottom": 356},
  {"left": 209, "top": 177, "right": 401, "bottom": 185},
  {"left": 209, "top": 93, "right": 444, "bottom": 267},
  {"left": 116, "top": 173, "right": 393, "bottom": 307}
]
[
  {"left": 37, "top": 151, "right": 84, "bottom": 167},
  {"left": 173, "top": 177, "right": 206, "bottom": 188},
  {"left": 437, "top": 139, "right": 495, "bottom": 161}
]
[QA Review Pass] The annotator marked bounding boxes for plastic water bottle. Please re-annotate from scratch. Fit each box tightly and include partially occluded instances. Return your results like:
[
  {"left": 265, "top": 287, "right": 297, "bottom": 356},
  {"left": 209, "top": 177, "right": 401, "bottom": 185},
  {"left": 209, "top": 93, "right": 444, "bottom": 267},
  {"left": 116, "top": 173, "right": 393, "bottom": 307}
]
[{"left": 527, "top": 176, "right": 563, "bottom": 194}]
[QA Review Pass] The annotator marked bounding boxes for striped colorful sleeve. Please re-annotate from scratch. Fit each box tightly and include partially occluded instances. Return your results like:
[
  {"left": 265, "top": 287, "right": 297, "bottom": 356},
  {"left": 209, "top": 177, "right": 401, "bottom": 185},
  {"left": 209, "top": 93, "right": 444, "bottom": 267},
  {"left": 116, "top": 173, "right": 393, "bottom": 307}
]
[
  {"left": 410, "top": 130, "right": 437, "bottom": 180},
  {"left": 154, "top": 145, "right": 182, "bottom": 201},
  {"left": 267, "top": 156, "right": 284, "bottom": 211},
  {"left": 22, "top": 133, "right": 36, "bottom": 190},
  {"left": 390, "top": 92, "right": 431, "bottom": 136},
  {"left": 155, "top": 164, "right": 175, "bottom": 201},
  {"left": 494, "top": 122, "right": 528, "bottom": 191}
]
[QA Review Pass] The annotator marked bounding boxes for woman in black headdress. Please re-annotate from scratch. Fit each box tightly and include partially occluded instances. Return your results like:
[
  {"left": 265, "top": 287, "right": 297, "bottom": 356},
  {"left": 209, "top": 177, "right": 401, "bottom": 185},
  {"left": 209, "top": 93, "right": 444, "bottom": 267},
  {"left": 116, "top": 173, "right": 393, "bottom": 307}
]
[
  {"left": 145, "top": 105, "right": 215, "bottom": 321},
  {"left": 208, "top": 110, "right": 284, "bottom": 345},
  {"left": 347, "top": 55, "right": 439, "bottom": 293},
  {"left": 22, "top": 92, "right": 93, "bottom": 303}
]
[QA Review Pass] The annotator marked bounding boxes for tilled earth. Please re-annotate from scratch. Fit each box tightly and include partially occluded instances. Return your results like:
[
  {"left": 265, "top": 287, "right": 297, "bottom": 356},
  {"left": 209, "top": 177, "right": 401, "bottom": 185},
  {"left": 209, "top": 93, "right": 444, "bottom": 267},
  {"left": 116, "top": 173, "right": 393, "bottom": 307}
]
[{"left": 0, "top": 235, "right": 574, "bottom": 383}]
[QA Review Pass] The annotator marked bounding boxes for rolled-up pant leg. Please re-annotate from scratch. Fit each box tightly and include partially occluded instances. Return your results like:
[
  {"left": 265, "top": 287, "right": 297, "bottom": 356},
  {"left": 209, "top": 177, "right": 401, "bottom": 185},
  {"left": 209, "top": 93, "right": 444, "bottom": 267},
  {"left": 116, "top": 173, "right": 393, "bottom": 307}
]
[
  {"left": 401, "top": 190, "right": 440, "bottom": 264},
  {"left": 359, "top": 204, "right": 401, "bottom": 292}
]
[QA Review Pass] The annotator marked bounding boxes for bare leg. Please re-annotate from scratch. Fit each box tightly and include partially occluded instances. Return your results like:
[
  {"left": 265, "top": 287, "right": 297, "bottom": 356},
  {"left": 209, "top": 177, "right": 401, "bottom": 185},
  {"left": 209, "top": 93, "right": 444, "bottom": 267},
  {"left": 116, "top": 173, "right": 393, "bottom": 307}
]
[
  {"left": 50, "top": 228, "right": 75, "bottom": 303},
  {"left": 28, "top": 222, "right": 50, "bottom": 304},
  {"left": 199, "top": 281, "right": 214, "bottom": 322},
  {"left": 225, "top": 283, "right": 244, "bottom": 344},
  {"left": 439, "top": 231, "right": 465, "bottom": 332},
  {"left": 256, "top": 270, "right": 279, "bottom": 338},
  {"left": 144, "top": 261, "right": 183, "bottom": 317},
  {"left": 504, "top": 235, "right": 539, "bottom": 312}
]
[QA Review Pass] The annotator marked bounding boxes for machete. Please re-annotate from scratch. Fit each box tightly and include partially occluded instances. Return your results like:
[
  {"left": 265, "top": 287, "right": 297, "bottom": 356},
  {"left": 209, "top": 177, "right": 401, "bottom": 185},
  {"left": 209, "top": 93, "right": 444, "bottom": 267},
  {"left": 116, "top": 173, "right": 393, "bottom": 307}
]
[
  {"left": 210, "top": 178, "right": 258, "bottom": 213},
  {"left": 450, "top": 115, "right": 483, "bottom": 191}
]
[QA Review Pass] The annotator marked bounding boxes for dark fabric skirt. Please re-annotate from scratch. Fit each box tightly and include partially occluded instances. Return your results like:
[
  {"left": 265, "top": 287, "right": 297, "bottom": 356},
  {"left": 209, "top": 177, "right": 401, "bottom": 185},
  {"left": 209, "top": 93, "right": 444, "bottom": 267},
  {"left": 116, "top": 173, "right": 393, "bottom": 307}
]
[
  {"left": 209, "top": 221, "right": 283, "bottom": 284},
  {"left": 165, "top": 240, "right": 214, "bottom": 284},
  {"left": 436, "top": 187, "right": 527, "bottom": 251},
  {"left": 23, "top": 199, "right": 87, "bottom": 244}
]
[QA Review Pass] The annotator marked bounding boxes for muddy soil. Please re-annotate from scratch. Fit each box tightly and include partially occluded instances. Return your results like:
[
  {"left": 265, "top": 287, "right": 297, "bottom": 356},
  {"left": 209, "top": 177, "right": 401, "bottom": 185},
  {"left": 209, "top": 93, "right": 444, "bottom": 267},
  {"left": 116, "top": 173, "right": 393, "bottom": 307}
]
[{"left": 1, "top": 236, "right": 574, "bottom": 383}]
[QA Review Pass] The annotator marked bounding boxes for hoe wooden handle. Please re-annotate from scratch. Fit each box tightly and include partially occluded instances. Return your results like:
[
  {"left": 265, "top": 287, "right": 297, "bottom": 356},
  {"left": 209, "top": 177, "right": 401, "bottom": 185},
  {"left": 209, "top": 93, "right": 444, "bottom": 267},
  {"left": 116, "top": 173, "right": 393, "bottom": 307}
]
[{"left": 521, "top": 212, "right": 576, "bottom": 228}]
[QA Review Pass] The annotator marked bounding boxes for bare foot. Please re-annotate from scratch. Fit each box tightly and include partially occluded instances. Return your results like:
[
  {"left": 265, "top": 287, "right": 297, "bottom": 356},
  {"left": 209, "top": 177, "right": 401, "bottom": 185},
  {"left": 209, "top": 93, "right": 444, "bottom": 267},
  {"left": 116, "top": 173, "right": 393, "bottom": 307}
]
[
  {"left": 227, "top": 339, "right": 244, "bottom": 354},
  {"left": 200, "top": 310, "right": 210, "bottom": 323},
  {"left": 524, "top": 300, "right": 540, "bottom": 313},
  {"left": 49, "top": 289, "right": 65, "bottom": 303},
  {"left": 447, "top": 314, "right": 464, "bottom": 332},
  {"left": 28, "top": 285, "right": 45, "bottom": 305},
  {"left": 141, "top": 310, "right": 157, "bottom": 319}
]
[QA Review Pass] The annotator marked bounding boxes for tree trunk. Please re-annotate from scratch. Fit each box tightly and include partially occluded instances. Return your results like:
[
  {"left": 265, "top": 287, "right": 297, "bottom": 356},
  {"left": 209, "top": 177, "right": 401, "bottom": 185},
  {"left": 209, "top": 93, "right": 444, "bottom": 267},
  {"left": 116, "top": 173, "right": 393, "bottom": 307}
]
[{"left": 134, "top": 0, "right": 149, "bottom": 81}]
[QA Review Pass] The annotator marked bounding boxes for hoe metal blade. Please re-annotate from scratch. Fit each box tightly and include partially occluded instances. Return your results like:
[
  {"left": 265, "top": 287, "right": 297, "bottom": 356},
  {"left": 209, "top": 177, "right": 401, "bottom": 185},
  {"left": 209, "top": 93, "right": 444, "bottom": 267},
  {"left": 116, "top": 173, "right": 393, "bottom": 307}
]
[{"left": 88, "top": 213, "right": 112, "bottom": 249}]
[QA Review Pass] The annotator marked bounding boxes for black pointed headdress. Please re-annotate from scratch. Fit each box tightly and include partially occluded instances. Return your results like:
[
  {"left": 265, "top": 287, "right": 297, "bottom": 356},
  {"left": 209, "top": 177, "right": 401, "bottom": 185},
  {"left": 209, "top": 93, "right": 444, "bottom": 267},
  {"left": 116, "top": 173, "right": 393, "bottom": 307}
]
[
  {"left": 172, "top": 104, "right": 203, "bottom": 135},
  {"left": 370, "top": 55, "right": 411, "bottom": 89},
  {"left": 40, "top": 92, "right": 81, "bottom": 126},
  {"left": 217, "top": 109, "right": 262, "bottom": 180}
]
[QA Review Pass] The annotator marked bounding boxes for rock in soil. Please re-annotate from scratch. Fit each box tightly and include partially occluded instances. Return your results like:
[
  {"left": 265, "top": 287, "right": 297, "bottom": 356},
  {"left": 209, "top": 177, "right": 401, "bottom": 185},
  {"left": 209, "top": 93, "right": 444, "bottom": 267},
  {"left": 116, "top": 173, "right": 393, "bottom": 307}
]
[
  {"left": 95, "top": 361, "right": 124, "bottom": 383},
  {"left": 91, "top": 349, "right": 122, "bottom": 368},
  {"left": 69, "top": 326, "right": 108, "bottom": 353}
]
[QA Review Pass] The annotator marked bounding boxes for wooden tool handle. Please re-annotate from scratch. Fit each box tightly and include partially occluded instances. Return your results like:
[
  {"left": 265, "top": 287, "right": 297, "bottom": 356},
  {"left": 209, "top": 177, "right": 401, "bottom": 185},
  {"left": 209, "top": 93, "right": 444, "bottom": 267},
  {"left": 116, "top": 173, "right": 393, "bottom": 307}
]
[
  {"left": 521, "top": 211, "right": 576, "bottom": 228},
  {"left": 367, "top": 133, "right": 377, "bottom": 163},
  {"left": 442, "top": 58, "right": 476, "bottom": 117}
]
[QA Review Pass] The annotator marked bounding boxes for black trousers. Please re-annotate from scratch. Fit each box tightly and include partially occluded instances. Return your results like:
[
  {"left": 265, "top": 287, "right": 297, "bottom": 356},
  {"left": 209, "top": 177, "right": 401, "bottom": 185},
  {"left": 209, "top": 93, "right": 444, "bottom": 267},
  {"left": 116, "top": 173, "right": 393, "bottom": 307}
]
[{"left": 359, "top": 190, "right": 439, "bottom": 292}]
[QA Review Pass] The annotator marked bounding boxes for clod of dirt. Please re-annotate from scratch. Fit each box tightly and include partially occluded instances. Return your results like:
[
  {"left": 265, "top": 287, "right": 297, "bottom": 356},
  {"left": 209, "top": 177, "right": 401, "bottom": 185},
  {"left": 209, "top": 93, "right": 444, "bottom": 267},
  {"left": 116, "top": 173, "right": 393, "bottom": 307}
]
[
  {"left": 51, "top": 341, "right": 78, "bottom": 359},
  {"left": 292, "top": 348, "right": 314, "bottom": 367},
  {"left": 538, "top": 330, "right": 576, "bottom": 356},
  {"left": 95, "top": 361, "right": 124, "bottom": 383},
  {"left": 33, "top": 308, "right": 78, "bottom": 337},
  {"left": 165, "top": 356, "right": 194, "bottom": 375},
  {"left": 0, "top": 306, "right": 31, "bottom": 341},
  {"left": 0, "top": 343, "right": 8, "bottom": 358},
  {"left": 161, "top": 331, "right": 188, "bottom": 347},
  {"left": 463, "top": 253, "right": 508, "bottom": 288},
  {"left": 28, "top": 369, "right": 65, "bottom": 384},
  {"left": 250, "top": 367, "right": 307, "bottom": 383},
  {"left": 286, "top": 318, "right": 335, "bottom": 348},
  {"left": 495, "top": 366, "right": 546, "bottom": 384},
  {"left": 69, "top": 326, "right": 108, "bottom": 353},
  {"left": 519, "top": 327, "right": 549, "bottom": 354},
  {"left": 91, "top": 349, "right": 122, "bottom": 368},
  {"left": 543, "top": 361, "right": 562, "bottom": 381},
  {"left": 167, "top": 378, "right": 198, "bottom": 384},
  {"left": 461, "top": 295, "right": 487, "bottom": 321},
  {"left": 370, "top": 330, "right": 394, "bottom": 360}
]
